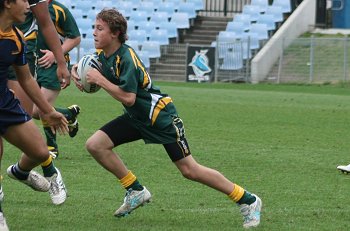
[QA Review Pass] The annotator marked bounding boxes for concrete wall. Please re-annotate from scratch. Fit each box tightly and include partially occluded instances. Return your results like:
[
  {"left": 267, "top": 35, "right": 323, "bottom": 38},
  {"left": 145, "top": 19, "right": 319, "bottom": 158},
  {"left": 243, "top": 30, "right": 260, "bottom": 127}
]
[{"left": 250, "top": 0, "right": 316, "bottom": 83}]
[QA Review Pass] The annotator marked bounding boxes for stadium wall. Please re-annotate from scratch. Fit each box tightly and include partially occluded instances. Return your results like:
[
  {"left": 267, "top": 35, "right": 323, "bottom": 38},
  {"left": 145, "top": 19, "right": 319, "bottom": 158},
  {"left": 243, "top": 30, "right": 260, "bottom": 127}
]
[{"left": 250, "top": 0, "right": 316, "bottom": 83}]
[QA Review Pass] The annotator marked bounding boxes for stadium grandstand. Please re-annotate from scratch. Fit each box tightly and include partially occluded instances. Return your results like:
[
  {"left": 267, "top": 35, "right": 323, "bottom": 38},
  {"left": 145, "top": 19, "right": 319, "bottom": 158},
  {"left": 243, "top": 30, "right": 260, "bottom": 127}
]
[{"left": 65, "top": 0, "right": 346, "bottom": 84}]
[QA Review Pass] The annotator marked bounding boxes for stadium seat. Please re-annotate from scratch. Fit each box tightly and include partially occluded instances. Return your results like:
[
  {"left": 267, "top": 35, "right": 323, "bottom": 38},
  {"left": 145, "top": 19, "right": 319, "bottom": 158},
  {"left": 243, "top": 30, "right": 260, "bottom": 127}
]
[
  {"left": 137, "top": 20, "right": 157, "bottom": 31},
  {"left": 141, "top": 41, "right": 161, "bottom": 59},
  {"left": 251, "top": 0, "right": 269, "bottom": 13},
  {"left": 158, "top": 2, "right": 176, "bottom": 15},
  {"left": 138, "top": 51, "right": 150, "bottom": 69},
  {"left": 233, "top": 13, "right": 252, "bottom": 31},
  {"left": 216, "top": 31, "right": 238, "bottom": 59},
  {"left": 170, "top": 12, "right": 190, "bottom": 29},
  {"left": 129, "top": 10, "right": 149, "bottom": 22},
  {"left": 190, "top": 0, "right": 205, "bottom": 11},
  {"left": 69, "top": 47, "right": 79, "bottom": 64},
  {"left": 248, "top": 23, "right": 269, "bottom": 41},
  {"left": 150, "top": 11, "right": 171, "bottom": 23},
  {"left": 127, "top": 20, "right": 137, "bottom": 32},
  {"left": 177, "top": 2, "right": 197, "bottom": 19},
  {"left": 139, "top": 1, "right": 157, "bottom": 13},
  {"left": 273, "top": 0, "right": 292, "bottom": 13},
  {"left": 128, "top": 29, "right": 148, "bottom": 44},
  {"left": 79, "top": 38, "right": 95, "bottom": 51},
  {"left": 158, "top": 21, "right": 178, "bottom": 39},
  {"left": 70, "top": 8, "right": 84, "bottom": 19},
  {"left": 242, "top": 4, "right": 264, "bottom": 22},
  {"left": 265, "top": 5, "right": 284, "bottom": 23},
  {"left": 226, "top": 21, "right": 245, "bottom": 38},
  {"left": 148, "top": 29, "right": 169, "bottom": 45},
  {"left": 242, "top": 31, "right": 260, "bottom": 50},
  {"left": 220, "top": 43, "right": 244, "bottom": 71},
  {"left": 257, "top": 13, "right": 276, "bottom": 31},
  {"left": 94, "top": 0, "right": 113, "bottom": 11},
  {"left": 126, "top": 40, "right": 141, "bottom": 51}
]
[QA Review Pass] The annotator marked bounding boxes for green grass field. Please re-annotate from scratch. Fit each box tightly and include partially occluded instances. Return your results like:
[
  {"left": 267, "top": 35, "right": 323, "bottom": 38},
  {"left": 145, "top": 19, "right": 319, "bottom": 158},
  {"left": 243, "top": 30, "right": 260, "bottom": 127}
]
[{"left": 2, "top": 82, "right": 350, "bottom": 230}]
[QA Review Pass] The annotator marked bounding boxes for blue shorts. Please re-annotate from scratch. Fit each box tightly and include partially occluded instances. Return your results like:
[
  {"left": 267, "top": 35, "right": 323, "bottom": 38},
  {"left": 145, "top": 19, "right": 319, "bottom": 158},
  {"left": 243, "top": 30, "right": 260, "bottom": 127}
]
[{"left": 0, "top": 88, "right": 31, "bottom": 135}]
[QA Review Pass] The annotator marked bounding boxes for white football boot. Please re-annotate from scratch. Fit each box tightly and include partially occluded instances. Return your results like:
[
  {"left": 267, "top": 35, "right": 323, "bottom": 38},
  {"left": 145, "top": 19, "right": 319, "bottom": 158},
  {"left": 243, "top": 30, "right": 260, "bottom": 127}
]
[
  {"left": 337, "top": 164, "right": 350, "bottom": 174},
  {"left": 7, "top": 165, "right": 50, "bottom": 192},
  {"left": 114, "top": 187, "right": 152, "bottom": 217},
  {"left": 46, "top": 168, "right": 67, "bottom": 205},
  {"left": 239, "top": 194, "right": 262, "bottom": 229},
  {"left": 0, "top": 212, "right": 9, "bottom": 231}
]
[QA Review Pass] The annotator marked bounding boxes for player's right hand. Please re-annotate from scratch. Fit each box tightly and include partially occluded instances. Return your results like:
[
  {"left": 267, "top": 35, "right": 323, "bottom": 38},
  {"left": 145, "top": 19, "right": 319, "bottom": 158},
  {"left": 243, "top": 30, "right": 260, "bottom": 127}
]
[
  {"left": 71, "top": 64, "right": 84, "bottom": 92},
  {"left": 40, "top": 110, "right": 69, "bottom": 135}
]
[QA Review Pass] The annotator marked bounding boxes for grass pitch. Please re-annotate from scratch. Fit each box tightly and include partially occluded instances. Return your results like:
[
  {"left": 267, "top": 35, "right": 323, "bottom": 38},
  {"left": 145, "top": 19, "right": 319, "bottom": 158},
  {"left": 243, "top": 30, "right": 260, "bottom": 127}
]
[{"left": 2, "top": 82, "right": 350, "bottom": 230}]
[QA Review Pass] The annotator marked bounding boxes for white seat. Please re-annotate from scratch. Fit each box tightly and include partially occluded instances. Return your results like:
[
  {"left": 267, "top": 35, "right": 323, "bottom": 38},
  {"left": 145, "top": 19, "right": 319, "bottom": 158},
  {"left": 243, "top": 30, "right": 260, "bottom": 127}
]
[
  {"left": 141, "top": 41, "right": 161, "bottom": 58},
  {"left": 148, "top": 29, "right": 169, "bottom": 45},
  {"left": 171, "top": 12, "right": 190, "bottom": 29}
]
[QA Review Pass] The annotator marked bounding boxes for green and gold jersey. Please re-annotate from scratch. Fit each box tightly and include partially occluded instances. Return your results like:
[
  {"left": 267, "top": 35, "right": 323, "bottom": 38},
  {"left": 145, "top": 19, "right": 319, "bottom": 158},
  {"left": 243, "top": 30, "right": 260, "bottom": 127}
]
[
  {"left": 36, "top": 0, "right": 80, "bottom": 60},
  {"left": 98, "top": 44, "right": 178, "bottom": 129}
]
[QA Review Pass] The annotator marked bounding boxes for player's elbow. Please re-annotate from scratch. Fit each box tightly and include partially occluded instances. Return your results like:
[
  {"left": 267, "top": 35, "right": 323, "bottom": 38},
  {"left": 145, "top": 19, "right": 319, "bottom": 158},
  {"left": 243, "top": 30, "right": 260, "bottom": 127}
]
[{"left": 121, "top": 92, "right": 136, "bottom": 107}]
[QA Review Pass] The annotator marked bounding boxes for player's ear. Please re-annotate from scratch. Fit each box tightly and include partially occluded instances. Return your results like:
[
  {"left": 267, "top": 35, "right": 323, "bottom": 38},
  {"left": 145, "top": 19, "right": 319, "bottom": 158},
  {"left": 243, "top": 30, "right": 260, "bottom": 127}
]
[{"left": 112, "top": 31, "right": 120, "bottom": 40}]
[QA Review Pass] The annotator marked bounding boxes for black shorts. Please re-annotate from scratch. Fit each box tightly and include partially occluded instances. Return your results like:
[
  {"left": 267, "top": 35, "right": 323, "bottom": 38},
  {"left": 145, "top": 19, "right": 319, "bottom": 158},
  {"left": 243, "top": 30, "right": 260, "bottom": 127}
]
[
  {"left": 0, "top": 88, "right": 31, "bottom": 135},
  {"left": 100, "top": 114, "right": 191, "bottom": 162}
]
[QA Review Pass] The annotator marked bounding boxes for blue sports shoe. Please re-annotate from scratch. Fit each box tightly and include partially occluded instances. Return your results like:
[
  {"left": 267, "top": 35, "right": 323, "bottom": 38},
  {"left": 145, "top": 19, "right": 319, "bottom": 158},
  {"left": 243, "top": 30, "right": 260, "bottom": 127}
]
[
  {"left": 240, "top": 194, "right": 262, "bottom": 228},
  {"left": 114, "top": 187, "right": 151, "bottom": 217}
]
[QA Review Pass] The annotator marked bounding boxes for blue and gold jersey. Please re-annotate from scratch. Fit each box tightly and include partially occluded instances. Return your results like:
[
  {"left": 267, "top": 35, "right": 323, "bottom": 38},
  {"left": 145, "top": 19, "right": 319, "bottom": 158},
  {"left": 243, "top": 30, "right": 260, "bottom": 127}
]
[
  {"left": 98, "top": 44, "right": 178, "bottom": 128},
  {"left": 0, "top": 26, "right": 26, "bottom": 94}
]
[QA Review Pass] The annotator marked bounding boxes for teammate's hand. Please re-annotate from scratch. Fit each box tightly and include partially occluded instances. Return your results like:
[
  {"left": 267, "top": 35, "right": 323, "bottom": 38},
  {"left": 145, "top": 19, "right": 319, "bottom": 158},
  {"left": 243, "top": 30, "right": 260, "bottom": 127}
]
[{"left": 40, "top": 110, "right": 69, "bottom": 135}]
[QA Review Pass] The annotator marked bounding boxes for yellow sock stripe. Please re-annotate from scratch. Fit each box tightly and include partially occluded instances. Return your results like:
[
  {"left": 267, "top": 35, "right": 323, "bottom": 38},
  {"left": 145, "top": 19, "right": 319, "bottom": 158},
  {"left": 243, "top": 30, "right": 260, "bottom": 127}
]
[
  {"left": 119, "top": 171, "right": 137, "bottom": 188},
  {"left": 41, "top": 155, "right": 53, "bottom": 167},
  {"left": 228, "top": 184, "right": 245, "bottom": 202}
]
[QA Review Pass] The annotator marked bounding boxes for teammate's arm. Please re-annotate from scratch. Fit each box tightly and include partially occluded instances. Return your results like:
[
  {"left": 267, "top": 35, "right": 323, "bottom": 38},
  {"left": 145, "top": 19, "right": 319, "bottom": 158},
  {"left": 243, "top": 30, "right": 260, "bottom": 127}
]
[{"left": 30, "top": 0, "right": 70, "bottom": 89}]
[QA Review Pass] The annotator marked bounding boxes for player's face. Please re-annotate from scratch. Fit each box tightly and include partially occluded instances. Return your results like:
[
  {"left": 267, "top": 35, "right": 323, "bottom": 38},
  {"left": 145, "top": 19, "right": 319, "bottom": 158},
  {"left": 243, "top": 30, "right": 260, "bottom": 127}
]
[
  {"left": 10, "top": 0, "right": 30, "bottom": 23},
  {"left": 93, "top": 18, "right": 118, "bottom": 50}
]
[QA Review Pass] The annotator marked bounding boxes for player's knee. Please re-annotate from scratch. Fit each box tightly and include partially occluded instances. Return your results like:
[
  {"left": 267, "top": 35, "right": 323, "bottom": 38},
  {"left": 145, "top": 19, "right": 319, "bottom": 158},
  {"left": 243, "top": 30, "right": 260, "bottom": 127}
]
[
  {"left": 180, "top": 167, "right": 197, "bottom": 181},
  {"left": 85, "top": 137, "right": 101, "bottom": 156}
]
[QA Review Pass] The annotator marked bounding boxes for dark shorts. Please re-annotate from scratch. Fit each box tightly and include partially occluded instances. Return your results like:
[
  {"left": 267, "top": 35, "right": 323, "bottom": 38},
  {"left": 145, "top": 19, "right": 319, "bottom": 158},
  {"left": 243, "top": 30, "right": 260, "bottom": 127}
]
[
  {"left": 8, "top": 52, "right": 36, "bottom": 80},
  {"left": 100, "top": 113, "right": 191, "bottom": 162},
  {"left": 0, "top": 88, "right": 31, "bottom": 135}
]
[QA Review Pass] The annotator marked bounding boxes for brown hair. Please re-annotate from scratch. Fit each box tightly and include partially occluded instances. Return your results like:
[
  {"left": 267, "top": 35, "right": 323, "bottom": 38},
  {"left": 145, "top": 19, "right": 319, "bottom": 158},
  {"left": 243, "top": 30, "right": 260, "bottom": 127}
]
[
  {"left": 0, "top": 0, "right": 16, "bottom": 13},
  {"left": 96, "top": 8, "right": 128, "bottom": 43}
]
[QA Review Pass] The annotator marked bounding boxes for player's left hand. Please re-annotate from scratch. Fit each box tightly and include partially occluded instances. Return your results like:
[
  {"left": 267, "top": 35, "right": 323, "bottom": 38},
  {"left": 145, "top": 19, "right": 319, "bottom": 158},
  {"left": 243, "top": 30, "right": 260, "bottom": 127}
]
[
  {"left": 38, "top": 49, "right": 55, "bottom": 69},
  {"left": 57, "top": 62, "right": 71, "bottom": 89},
  {"left": 40, "top": 110, "right": 69, "bottom": 135},
  {"left": 70, "top": 64, "right": 84, "bottom": 92}
]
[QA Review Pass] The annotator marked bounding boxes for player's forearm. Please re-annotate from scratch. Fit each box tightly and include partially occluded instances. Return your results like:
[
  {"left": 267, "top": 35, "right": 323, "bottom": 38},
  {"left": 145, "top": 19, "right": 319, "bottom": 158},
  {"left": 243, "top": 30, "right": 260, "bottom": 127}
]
[
  {"left": 61, "top": 37, "right": 81, "bottom": 54},
  {"left": 99, "top": 78, "right": 136, "bottom": 107},
  {"left": 17, "top": 70, "right": 54, "bottom": 114}
]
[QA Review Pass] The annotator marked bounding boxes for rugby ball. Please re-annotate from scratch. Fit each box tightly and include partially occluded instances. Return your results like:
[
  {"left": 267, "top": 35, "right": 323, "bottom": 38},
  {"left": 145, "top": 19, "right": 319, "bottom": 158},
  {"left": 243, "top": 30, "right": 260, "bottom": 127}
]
[{"left": 76, "top": 54, "right": 102, "bottom": 93}]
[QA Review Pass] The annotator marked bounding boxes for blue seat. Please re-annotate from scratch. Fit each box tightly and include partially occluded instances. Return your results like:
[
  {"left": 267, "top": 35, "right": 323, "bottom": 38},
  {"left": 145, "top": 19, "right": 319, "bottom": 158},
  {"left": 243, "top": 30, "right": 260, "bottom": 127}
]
[
  {"left": 71, "top": 8, "right": 83, "bottom": 18},
  {"left": 126, "top": 40, "right": 141, "bottom": 51},
  {"left": 249, "top": 23, "right": 269, "bottom": 41},
  {"left": 129, "top": 10, "right": 149, "bottom": 22},
  {"left": 158, "top": 21, "right": 178, "bottom": 39},
  {"left": 128, "top": 29, "right": 148, "bottom": 44},
  {"left": 242, "top": 4, "right": 264, "bottom": 21},
  {"left": 69, "top": 47, "right": 79, "bottom": 64},
  {"left": 94, "top": 0, "right": 113, "bottom": 11},
  {"left": 177, "top": 2, "right": 197, "bottom": 19},
  {"left": 234, "top": 13, "right": 252, "bottom": 31},
  {"left": 141, "top": 41, "right": 161, "bottom": 59},
  {"left": 257, "top": 13, "right": 276, "bottom": 31},
  {"left": 158, "top": 2, "right": 176, "bottom": 15},
  {"left": 148, "top": 29, "right": 169, "bottom": 45},
  {"left": 265, "top": 5, "right": 284, "bottom": 22},
  {"left": 79, "top": 38, "right": 94, "bottom": 51},
  {"left": 171, "top": 12, "right": 190, "bottom": 29},
  {"left": 251, "top": 0, "right": 269, "bottom": 13},
  {"left": 226, "top": 21, "right": 245, "bottom": 38},
  {"left": 273, "top": 0, "right": 292, "bottom": 13},
  {"left": 138, "top": 51, "right": 150, "bottom": 69},
  {"left": 137, "top": 20, "right": 156, "bottom": 31},
  {"left": 150, "top": 11, "right": 171, "bottom": 23},
  {"left": 220, "top": 43, "right": 244, "bottom": 71}
]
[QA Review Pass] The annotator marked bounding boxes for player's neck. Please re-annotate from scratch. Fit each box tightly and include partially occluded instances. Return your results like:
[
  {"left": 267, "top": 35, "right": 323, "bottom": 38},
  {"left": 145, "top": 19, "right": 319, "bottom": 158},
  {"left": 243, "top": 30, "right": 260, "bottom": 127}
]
[
  {"left": 103, "top": 43, "right": 121, "bottom": 58},
  {"left": 0, "top": 13, "right": 14, "bottom": 33}
]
